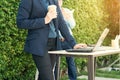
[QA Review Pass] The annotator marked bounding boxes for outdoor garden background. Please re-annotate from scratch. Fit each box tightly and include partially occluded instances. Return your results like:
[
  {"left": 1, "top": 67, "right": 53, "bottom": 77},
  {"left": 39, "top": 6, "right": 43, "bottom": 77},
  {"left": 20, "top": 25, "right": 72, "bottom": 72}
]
[{"left": 0, "top": 0, "right": 120, "bottom": 80}]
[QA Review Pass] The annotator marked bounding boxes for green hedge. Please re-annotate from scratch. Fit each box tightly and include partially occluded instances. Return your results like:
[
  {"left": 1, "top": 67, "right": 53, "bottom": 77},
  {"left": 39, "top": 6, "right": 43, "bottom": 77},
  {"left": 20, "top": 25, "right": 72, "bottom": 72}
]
[
  {"left": 0, "top": 0, "right": 35, "bottom": 79},
  {"left": 0, "top": 0, "right": 118, "bottom": 79},
  {"left": 62, "top": 0, "right": 110, "bottom": 71},
  {"left": 64, "top": 0, "right": 109, "bottom": 43}
]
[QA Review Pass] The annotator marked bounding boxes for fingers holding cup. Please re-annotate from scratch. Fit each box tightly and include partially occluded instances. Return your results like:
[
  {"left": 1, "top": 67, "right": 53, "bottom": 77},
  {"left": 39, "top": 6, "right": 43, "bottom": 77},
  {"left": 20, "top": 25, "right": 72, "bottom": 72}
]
[{"left": 48, "top": 5, "right": 57, "bottom": 19}]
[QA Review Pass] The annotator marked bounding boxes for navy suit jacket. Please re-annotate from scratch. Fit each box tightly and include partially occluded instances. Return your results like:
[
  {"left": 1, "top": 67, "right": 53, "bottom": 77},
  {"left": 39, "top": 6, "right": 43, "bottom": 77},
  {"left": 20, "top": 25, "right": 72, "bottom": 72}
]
[{"left": 16, "top": 0, "right": 76, "bottom": 56}]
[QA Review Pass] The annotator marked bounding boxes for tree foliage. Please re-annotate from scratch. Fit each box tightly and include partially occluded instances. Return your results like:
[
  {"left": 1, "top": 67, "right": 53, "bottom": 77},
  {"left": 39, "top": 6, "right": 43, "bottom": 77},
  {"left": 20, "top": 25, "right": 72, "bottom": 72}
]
[
  {"left": 63, "top": 0, "right": 109, "bottom": 44},
  {"left": 104, "top": 0, "right": 120, "bottom": 38},
  {"left": 0, "top": 0, "right": 35, "bottom": 79},
  {"left": 62, "top": 0, "right": 111, "bottom": 72}
]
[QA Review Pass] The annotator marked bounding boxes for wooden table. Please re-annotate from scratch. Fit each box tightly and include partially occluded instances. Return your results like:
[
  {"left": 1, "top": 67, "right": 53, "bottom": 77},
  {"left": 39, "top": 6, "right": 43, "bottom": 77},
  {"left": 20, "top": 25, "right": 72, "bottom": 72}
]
[{"left": 49, "top": 47, "right": 120, "bottom": 80}]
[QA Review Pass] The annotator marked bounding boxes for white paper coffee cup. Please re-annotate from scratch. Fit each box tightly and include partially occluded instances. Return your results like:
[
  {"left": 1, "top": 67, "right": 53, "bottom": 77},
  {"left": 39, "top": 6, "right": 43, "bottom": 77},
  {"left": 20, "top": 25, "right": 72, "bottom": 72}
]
[
  {"left": 48, "top": 5, "right": 57, "bottom": 12},
  {"left": 111, "top": 39, "right": 119, "bottom": 49}
]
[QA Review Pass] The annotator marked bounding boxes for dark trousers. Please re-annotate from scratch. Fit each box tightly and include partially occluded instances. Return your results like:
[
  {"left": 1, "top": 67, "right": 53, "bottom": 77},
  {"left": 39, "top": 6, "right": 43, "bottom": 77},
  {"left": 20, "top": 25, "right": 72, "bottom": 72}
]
[
  {"left": 32, "top": 38, "right": 57, "bottom": 80},
  {"left": 66, "top": 57, "right": 77, "bottom": 80},
  {"left": 61, "top": 40, "right": 77, "bottom": 80}
]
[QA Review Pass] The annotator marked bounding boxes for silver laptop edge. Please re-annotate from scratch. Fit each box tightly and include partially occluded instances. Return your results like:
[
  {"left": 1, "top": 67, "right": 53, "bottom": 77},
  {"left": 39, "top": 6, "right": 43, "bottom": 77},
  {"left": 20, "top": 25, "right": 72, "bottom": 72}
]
[{"left": 93, "top": 28, "right": 109, "bottom": 51}]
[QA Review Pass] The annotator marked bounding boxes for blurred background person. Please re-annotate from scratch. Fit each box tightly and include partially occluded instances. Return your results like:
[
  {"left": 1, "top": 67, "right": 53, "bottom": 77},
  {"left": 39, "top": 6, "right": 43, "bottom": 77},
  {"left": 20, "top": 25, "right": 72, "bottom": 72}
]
[{"left": 58, "top": 0, "right": 77, "bottom": 80}]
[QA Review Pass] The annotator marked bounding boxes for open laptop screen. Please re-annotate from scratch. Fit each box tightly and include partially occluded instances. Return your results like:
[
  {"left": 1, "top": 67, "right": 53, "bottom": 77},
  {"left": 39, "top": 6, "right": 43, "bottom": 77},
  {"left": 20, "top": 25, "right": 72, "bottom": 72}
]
[{"left": 66, "top": 28, "right": 109, "bottom": 52}]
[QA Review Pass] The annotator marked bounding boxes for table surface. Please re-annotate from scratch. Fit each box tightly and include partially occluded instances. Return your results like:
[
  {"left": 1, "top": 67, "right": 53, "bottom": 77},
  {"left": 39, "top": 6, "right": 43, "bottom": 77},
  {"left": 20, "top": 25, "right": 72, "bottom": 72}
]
[
  {"left": 49, "top": 46, "right": 120, "bottom": 80},
  {"left": 49, "top": 46, "right": 120, "bottom": 57}
]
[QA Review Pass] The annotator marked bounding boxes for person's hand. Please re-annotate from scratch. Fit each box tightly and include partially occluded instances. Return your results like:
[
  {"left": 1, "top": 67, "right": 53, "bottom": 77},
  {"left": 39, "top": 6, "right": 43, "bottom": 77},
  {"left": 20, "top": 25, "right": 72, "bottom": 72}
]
[
  {"left": 59, "top": 37, "right": 65, "bottom": 42},
  {"left": 45, "top": 8, "right": 57, "bottom": 24},
  {"left": 73, "top": 43, "right": 87, "bottom": 49}
]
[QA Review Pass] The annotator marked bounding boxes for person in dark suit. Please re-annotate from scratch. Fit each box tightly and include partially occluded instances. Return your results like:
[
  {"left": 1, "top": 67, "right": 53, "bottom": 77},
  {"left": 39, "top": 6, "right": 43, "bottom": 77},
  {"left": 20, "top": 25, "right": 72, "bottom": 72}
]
[{"left": 16, "top": 0, "right": 87, "bottom": 80}]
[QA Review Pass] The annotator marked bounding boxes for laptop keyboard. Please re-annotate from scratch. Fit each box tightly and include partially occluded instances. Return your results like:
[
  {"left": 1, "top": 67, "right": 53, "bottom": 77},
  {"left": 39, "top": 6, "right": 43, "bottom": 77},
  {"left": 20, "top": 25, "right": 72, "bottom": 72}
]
[{"left": 66, "top": 47, "right": 94, "bottom": 52}]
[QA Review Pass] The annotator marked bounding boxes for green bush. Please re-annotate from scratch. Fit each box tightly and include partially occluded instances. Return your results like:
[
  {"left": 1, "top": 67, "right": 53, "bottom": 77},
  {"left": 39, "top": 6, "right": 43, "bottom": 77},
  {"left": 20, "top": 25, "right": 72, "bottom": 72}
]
[
  {"left": 64, "top": 0, "right": 109, "bottom": 43},
  {"left": 0, "top": 0, "right": 35, "bottom": 79},
  {"left": 62, "top": 0, "right": 111, "bottom": 71}
]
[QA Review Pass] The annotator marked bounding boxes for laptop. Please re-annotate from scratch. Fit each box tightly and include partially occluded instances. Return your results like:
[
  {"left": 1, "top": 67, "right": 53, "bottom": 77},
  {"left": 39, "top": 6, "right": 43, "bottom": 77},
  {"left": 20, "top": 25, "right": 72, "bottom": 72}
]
[{"left": 66, "top": 28, "right": 109, "bottom": 52}]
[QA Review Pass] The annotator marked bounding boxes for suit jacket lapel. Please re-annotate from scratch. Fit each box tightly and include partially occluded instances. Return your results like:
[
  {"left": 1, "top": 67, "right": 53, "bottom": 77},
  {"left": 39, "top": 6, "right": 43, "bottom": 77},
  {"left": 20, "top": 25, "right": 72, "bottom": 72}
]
[
  {"left": 39, "top": 0, "right": 48, "bottom": 10},
  {"left": 49, "top": 0, "right": 54, "bottom": 5}
]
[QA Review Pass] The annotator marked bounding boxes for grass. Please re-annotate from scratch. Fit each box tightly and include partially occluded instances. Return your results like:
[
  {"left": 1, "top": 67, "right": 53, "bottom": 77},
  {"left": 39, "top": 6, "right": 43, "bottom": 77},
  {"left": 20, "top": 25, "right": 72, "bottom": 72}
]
[
  {"left": 96, "top": 69, "right": 120, "bottom": 79},
  {"left": 60, "top": 69, "right": 120, "bottom": 80},
  {"left": 60, "top": 76, "right": 87, "bottom": 80}
]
